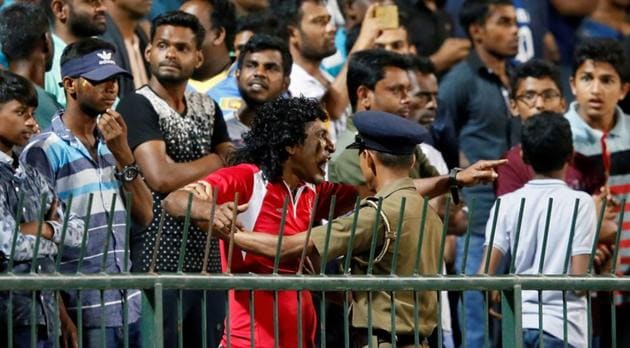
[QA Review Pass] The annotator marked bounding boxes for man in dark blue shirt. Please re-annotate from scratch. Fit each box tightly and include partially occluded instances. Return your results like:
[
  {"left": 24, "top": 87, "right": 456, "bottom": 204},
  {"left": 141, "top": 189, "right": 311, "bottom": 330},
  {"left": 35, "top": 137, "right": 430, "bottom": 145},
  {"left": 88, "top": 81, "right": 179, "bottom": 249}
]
[{"left": 432, "top": 0, "right": 518, "bottom": 346}]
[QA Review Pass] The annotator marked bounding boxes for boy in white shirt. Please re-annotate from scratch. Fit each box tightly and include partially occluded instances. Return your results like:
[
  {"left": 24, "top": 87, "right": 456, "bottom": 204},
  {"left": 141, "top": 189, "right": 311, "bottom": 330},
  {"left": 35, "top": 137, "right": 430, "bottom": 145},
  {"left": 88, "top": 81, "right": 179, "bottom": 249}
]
[{"left": 481, "top": 111, "right": 597, "bottom": 348}]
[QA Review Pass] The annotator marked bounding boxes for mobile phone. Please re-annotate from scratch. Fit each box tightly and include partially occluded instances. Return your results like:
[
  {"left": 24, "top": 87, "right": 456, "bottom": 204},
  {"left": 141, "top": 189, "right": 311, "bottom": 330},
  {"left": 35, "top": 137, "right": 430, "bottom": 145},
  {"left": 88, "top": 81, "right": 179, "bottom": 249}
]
[{"left": 375, "top": 4, "right": 399, "bottom": 30}]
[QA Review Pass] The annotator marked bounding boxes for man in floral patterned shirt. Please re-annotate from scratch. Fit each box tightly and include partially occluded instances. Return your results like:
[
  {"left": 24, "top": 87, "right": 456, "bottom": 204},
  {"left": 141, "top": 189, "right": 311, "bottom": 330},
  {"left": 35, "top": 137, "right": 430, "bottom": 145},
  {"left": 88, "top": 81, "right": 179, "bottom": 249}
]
[
  {"left": 117, "top": 11, "right": 233, "bottom": 348},
  {"left": 0, "top": 70, "right": 84, "bottom": 347}
]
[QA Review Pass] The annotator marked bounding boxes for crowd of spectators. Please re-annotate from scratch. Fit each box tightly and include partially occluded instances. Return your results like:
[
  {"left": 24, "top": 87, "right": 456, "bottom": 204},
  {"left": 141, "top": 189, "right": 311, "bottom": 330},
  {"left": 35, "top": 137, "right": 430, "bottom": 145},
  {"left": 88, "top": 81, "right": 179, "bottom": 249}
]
[{"left": 0, "top": 0, "right": 628, "bottom": 347}]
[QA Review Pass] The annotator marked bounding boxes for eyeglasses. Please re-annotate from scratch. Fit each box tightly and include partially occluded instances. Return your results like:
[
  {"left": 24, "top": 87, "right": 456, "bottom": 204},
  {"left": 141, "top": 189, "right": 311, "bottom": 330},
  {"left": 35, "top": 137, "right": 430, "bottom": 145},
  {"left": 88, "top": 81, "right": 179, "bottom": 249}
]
[{"left": 515, "top": 90, "right": 561, "bottom": 107}]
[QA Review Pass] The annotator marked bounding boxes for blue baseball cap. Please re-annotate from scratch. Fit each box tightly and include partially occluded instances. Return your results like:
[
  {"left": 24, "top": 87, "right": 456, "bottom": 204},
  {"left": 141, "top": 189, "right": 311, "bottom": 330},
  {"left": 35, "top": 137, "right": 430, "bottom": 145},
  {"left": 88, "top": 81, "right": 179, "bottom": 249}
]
[
  {"left": 347, "top": 111, "right": 428, "bottom": 155},
  {"left": 60, "top": 49, "right": 131, "bottom": 83}
]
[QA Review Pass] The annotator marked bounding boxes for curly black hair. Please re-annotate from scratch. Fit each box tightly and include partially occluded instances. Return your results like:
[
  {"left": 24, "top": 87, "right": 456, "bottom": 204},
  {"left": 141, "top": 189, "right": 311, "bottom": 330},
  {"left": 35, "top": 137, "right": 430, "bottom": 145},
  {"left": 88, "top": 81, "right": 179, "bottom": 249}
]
[{"left": 231, "top": 97, "right": 328, "bottom": 182}]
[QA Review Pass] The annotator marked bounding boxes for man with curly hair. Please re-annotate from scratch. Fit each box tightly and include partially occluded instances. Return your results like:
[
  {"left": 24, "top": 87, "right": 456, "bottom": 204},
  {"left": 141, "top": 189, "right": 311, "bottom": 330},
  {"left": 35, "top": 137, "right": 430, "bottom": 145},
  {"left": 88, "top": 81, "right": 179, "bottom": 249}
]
[
  {"left": 165, "top": 97, "right": 354, "bottom": 348},
  {"left": 163, "top": 97, "right": 505, "bottom": 348}
]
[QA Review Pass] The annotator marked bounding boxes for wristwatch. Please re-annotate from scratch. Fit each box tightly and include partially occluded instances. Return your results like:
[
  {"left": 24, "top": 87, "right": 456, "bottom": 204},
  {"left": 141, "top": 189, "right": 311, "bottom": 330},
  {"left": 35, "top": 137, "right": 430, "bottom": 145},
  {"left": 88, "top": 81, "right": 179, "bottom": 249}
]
[
  {"left": 115, "top": 162, "right": 142, "bottom": 183},
  {"left": 448, "top": 167, "right": 462, "bottom": 204}
]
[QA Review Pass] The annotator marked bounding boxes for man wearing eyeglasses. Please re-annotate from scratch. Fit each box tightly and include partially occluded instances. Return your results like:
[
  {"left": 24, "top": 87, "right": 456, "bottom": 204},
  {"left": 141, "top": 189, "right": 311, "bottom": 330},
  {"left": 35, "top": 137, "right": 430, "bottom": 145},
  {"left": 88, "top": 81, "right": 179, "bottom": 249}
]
[{"left": 494, "top": 58, "right": 567, "bottom": 196}]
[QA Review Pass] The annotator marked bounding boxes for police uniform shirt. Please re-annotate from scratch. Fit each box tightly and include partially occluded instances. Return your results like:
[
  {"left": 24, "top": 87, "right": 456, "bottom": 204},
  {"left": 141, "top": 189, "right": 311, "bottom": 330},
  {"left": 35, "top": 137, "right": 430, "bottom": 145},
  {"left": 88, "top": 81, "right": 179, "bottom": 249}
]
[{"left": 310, "top": 177, "right": 442, "bottom": 337}]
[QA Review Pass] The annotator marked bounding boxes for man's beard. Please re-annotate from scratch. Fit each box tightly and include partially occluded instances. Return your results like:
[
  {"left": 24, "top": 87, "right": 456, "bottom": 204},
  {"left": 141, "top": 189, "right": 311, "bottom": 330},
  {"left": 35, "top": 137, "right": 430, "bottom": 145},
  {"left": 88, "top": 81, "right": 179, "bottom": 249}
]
[
  {"left": 68, "top": 11, "right": 105, "bottom": 37},
  {"left": 152, "top": 67, "right": 189, "bottom": 85},
  {"left": 78, "top": 100, "right": 104, "bottom": 119},
  {"left": 299, "top": 32, "right": 336, "bottom": 62},
  {"left": 238, "top": 83, "right": 275, "bottom": 109}
]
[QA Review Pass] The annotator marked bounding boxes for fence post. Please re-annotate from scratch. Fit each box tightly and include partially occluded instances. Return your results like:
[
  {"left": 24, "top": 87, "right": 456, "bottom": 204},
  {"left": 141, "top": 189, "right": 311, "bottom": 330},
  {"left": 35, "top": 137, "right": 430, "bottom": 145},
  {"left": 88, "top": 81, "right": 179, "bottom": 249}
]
[{"left": 502, "top": 284, "right": 523, "bottom": 348}]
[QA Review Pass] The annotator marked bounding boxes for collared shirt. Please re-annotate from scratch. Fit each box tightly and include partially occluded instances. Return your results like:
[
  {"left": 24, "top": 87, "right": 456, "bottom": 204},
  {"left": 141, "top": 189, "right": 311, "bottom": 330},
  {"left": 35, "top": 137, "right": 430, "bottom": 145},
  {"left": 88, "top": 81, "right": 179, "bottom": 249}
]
[
  {"left": 22, "top": 113, "right": 141, "bottom": 327},
  {"left": 0, "top": 151, "right": 84, "bottom": 262},
  {"left": 203, "top": 163, "right": 357, "bottom": 348},
  {"left": 433, "top": 51, "right": 516, "bottom": 236},
  {"left": 1, "top": 151, "right": 84, "bottom": 339},
  {"left": 311, "top": 177, "right": 442, "bottom": 337},
  {"left": 330, "top": 117, "right": 440, "bottom": 186},
  {"left": 494, "top": 144, "right": 584, "bottom": 197},
  {"left": 565, "top": 103, "right": 630, "bottom": 293},
  {"left": 484, "top": 179, "right": 596, "bottom": 347}
]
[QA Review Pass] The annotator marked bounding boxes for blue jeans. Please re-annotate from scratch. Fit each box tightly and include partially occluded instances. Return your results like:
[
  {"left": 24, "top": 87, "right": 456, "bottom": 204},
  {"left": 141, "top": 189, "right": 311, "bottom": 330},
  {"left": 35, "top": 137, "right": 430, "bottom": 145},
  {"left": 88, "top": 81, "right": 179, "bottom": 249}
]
[
  {"left": 83, "top": 320, "right": 142, "bottom": 348},
  {"left": 522, "top": 329, "right": 574, "bottom": 348},
  {"left": 455, "top": 233, "right": 485, "bottom": 348}
]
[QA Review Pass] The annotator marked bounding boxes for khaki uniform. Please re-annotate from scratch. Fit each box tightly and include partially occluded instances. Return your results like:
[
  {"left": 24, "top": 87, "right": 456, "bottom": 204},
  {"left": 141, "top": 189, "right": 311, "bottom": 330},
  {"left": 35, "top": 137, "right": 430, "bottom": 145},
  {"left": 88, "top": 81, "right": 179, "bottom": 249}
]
[
  {"left": 310, "top": 177, "right": 442, "bottom": 345},
  {"left": 329, "top": 118, "right": 440, "bottom": 185}
]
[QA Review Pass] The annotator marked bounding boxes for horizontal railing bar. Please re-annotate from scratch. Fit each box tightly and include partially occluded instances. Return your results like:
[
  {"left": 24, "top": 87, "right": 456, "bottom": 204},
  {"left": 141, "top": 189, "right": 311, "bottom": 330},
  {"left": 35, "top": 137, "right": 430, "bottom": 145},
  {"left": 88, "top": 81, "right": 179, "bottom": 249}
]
[{"left": 0, "top": 274, "right": 629, "bottom": 291}]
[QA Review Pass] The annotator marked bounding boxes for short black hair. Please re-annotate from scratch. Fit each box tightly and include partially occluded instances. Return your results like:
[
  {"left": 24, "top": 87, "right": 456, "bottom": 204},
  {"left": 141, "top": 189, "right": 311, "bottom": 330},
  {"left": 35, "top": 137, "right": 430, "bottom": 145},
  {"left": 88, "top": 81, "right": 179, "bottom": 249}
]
[
  {"left": 273, "top": 0, "right": 325, "bottom": 27},
  {"left": 209, "top": 0, "right": 236, "bottom": 51},
  {"left": 231, "top": 97, "right": 328, "bottom": 181},
  {"left": 408, "top": 55, "right": 436, "bottom": 75},
  {"left": 0, "top": 70, "right": 38, "bottom": 108},
  {"left": 151, "top": 11, "right": 206, "bottom": 49},
  {"left": 459, "top": 0, "right": 513, "bottom": 38},
  {"left": 237, "top": 34, "right": 292, "bottom": 76},
  {"left": 573, "top": 38, "right": 628, "bottom": 83},
  {"left": 236, "top": 10, "right": 289, "bottom": 43},
  {"left": 60, "top": 38, "right": 116, "bottom": 69},
  {"left": 372, "top": 151, "right": 414, "bottom": 170},
  {"left": 0, "top": 3, "right": 50, "bottom": 62},
  {"left": 510, "top": 59, "right": 563, "bottom": 99},
  {"left": 347, "top": 49, "right": 410, "bottom": 110},
  {"left": 521, "top": 112, "right": 573, "bottom": 173}
]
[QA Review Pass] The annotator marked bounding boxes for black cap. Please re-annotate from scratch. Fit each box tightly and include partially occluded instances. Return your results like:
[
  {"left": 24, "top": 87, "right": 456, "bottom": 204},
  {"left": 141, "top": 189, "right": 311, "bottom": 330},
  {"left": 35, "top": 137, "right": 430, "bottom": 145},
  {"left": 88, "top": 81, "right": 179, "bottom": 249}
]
[{"left": 346, "top": 111, "right": 428, "bottom": 155}]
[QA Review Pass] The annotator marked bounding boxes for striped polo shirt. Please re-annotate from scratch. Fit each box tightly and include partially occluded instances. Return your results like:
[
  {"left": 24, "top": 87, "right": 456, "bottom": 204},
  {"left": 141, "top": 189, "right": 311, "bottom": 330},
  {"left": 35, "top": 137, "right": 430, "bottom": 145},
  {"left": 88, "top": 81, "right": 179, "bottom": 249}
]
[
  {"left": 22, "top": 113, "right": 141, "bottom": 327},
  {"left": 565, "top": 102, "right": 630, "bottom": 295}
]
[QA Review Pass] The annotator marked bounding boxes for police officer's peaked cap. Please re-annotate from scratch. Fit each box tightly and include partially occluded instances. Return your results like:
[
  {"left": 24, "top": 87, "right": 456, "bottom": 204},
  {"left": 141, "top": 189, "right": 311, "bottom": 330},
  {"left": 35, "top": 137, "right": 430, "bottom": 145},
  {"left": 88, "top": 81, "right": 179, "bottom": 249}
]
[{"left": 347, "top": 111, "right": 428, "bottom": 155}]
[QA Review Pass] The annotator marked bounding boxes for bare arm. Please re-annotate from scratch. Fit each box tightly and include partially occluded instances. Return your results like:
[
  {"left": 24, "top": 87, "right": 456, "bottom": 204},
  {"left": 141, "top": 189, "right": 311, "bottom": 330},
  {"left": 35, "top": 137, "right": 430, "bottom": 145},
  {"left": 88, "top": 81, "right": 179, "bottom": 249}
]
[
  {"left": 98, "top": 109, "right": 153, "bottom": 226},
  {"left": 478, "top": 246, "right": 505, "bottom": 275},
  {"left": 134, "top": 140, "right": 230, "bottom": 194},
  {"left": 414, "top": 159, "right": 507, "bottom": 198},
  {"left": 232, "top": 231, "right": 314, "bottom": 262},
  {"left": 323, "top": 3, "right": 385, "bottom": 119},
  {"left": 430, "top": 38, "right": 471, "bottom": 72},
  {"left": 162, "top": 189, "right": 216, "bottom": 221},
  {"left": 571, "top": 254, "right": 589, "bottom": 297}
]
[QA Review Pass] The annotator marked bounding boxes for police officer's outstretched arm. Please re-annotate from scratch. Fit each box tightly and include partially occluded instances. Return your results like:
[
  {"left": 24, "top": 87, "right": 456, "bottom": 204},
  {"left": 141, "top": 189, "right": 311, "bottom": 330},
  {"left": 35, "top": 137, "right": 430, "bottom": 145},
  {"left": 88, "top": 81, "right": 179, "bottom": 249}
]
[
  {"left": 412, "top": 159, "right": 508, "bottom": 198},
  {"left": 232, "top": 231, "right": 314, "bottom": 262}
]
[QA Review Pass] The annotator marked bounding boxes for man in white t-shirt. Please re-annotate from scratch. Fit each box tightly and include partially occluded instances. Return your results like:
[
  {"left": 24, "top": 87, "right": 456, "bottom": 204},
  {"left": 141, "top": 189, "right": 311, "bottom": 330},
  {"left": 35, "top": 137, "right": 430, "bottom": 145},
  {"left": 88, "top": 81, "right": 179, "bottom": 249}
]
[{"left": 481, "top": 112, "right": 596, "bottom": 348}]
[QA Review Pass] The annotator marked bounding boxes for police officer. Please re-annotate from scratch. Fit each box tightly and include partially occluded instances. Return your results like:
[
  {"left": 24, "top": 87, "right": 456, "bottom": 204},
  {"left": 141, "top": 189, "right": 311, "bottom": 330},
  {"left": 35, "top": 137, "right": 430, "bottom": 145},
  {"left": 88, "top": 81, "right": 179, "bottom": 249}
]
[{"left": 226, "top": 111, "right": 444, "bottom": 347}]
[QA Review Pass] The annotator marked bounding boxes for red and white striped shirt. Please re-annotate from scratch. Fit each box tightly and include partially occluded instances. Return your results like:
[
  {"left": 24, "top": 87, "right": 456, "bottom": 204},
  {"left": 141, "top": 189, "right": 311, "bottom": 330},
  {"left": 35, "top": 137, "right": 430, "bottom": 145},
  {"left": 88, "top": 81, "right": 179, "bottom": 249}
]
[{"left": 204, "top": 163, "right": 357, "bottom": 348}]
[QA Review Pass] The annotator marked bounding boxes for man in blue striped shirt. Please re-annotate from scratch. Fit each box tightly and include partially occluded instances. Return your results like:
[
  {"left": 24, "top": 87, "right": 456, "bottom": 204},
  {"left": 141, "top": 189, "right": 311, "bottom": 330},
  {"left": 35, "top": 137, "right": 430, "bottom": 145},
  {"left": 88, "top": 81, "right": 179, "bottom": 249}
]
[{"left": 23, "top": 38, "right": 153, "bottom": 348}]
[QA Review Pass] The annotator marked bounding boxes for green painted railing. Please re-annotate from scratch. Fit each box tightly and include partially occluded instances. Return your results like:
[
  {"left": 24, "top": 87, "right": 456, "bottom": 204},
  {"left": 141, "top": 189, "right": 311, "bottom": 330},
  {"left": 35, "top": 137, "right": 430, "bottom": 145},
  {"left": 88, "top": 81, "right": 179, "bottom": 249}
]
[{"left": 1, "top": 191, "right": 629, "bottom": 347}]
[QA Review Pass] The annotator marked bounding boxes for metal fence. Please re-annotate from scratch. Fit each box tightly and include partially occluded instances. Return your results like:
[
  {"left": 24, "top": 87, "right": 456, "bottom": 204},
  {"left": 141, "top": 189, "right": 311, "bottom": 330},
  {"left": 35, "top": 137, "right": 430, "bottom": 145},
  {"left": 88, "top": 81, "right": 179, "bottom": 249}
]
[{"left": 1, "top": 191, "right": 630, "bottom": 348}]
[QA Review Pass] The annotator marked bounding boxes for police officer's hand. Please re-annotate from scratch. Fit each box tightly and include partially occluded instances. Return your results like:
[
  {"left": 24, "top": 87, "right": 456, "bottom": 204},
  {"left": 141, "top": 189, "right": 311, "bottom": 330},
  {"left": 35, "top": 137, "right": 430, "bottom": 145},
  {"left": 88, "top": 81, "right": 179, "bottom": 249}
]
[
  {"left": 456, "top": 159, "right": 508, "bottom": 187},
  {"left": 212, "top": 202, "right": 248, "bottom": 241}
]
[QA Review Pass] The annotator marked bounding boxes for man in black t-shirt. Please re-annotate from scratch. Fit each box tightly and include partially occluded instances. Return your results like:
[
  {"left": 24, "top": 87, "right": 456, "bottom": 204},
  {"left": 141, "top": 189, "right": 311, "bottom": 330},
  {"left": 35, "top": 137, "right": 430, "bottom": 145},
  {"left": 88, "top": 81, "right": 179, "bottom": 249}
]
[{"left": 116, "top": 11, "right": 233, "bottom": 348}]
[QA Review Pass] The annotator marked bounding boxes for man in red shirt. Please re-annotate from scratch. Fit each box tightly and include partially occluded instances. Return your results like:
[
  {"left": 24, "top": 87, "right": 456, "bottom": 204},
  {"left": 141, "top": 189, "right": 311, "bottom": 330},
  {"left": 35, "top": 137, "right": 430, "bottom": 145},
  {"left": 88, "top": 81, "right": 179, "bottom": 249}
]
[{"left": 164, "top": 97, "right": 505, "bottom": 348}]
